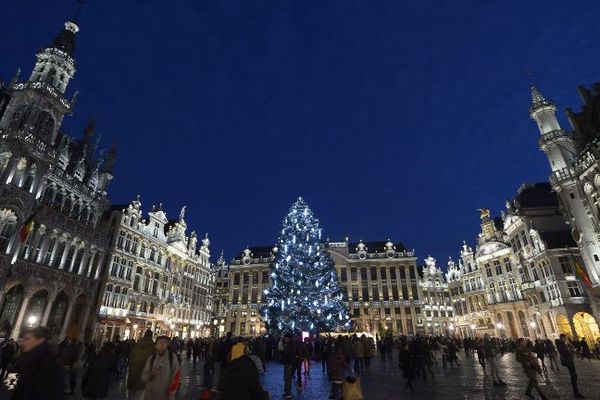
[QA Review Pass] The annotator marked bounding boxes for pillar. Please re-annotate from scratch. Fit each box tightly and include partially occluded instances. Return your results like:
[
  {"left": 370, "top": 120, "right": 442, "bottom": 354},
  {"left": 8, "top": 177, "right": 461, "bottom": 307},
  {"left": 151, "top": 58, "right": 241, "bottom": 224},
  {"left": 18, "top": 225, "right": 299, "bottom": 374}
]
[
  {"left": 68, "top": 246, "right": 81, "bottom": 273},
  {"left": 12, "top": 292, "right": 32, "bottom": 339},
  {"left": 58, "top": 242, "right": 71, "bottom": 270},
  {"left": 58, "top": 299, "right": 75, "bottom": 340},
  {"left": 94, "top": 253, "right": 105, "bottom": 279},
  {"left": 77, "top": 304, "right": 91, "bottom": 342},
  {"left": 86, "top": 251, "right": 97, "bottom": 278},
  {"left": 41, "top": 292, "right": 57, "bottom": 326},
  {"left": 78, "top": 249, "right": 90, "bottom": 276}
]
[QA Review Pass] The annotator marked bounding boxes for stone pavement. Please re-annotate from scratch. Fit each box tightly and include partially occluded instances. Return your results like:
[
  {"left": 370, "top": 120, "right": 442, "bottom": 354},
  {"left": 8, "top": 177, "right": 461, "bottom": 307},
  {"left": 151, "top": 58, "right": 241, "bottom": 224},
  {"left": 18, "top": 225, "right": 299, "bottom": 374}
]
[{"left": 71, "top": 352, "right": 600, "bottom": 399}]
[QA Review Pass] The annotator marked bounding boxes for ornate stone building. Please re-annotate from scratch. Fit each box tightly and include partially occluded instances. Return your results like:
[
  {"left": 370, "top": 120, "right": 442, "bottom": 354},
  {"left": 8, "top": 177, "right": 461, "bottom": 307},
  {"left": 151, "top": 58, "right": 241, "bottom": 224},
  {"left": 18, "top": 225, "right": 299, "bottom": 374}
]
[
  {"left": 223, "top": 246, "right": 274, "bottom": 336},
  {"left": 447, "top": 183, "right": 599, "bottom": 341},
  {"left": 0, "top": 20, "right": 114, "bottom": 341},
  {"left": 211, "top": 251, "right": 230, "bottom": 337},
  {"left": 418, "top": 256, "right": 454, "bottom": 335},
  {"left": 504, "top": 182, "right": 597, "bottom": 341},
  {"left": 96, "top": 198, "right": 214, "bottom": 342},
  {"left": 531, "top": 84, "right": 600, "bottom": 287},
  {"left": 221, "top": 240, "right": 422, "bottom": 337},
  {"left": 327, "top": 240, "right": 421, "bottom": 337}
]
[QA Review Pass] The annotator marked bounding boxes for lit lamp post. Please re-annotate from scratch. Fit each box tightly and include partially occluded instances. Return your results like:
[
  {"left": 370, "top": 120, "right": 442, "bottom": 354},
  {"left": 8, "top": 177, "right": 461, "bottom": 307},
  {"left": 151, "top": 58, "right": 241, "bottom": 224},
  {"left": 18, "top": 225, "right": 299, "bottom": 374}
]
[
  {"left": 529, "top": 321, "right": 537, "bottom": 339},
  {"left": 26, "top": 315, "right": 37, "bottom": 328},
  {"left": 496, "top": 322, "right": 504, "bottom": 338},
  {"left": 448, "top": 323, "right": 454, "bottom": 336}
]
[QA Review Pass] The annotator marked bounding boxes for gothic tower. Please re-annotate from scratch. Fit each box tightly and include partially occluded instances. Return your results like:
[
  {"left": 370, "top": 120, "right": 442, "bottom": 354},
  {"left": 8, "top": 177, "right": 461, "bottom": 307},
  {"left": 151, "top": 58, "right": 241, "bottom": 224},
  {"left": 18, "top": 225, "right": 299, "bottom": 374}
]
[{"left": 531, "top": 85, "right": 600, "bottom": 285}]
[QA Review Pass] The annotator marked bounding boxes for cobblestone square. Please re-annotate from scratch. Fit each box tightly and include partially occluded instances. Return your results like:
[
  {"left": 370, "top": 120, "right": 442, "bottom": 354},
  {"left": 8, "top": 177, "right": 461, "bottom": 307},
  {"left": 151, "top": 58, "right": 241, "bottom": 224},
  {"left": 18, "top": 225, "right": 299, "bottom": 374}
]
[{"left": 71, "top": 351, "right": 600, "bottom": 400}]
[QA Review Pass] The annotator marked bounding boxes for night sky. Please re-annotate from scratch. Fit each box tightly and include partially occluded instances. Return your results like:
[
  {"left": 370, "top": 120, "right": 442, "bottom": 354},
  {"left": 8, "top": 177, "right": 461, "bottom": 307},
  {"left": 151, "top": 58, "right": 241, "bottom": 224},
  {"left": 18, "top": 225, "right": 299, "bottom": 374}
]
[{"left": 2, "top": 1, "right": 599, "bottom": 268}]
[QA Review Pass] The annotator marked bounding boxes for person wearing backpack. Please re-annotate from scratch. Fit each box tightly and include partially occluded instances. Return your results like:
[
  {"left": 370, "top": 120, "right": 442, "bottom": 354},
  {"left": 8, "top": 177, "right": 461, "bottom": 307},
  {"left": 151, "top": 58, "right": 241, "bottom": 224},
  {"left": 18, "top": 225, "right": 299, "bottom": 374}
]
[{"left": 141, "top": 336, "right": 181, "bottom": 400}]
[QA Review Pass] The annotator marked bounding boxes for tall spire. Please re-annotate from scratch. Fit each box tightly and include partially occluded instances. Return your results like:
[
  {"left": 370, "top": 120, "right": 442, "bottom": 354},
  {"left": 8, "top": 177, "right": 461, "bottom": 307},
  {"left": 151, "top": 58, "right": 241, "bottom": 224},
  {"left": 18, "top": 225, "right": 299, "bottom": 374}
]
[{"left": 529, "top": 84, "right": 554, "bottom": 115}]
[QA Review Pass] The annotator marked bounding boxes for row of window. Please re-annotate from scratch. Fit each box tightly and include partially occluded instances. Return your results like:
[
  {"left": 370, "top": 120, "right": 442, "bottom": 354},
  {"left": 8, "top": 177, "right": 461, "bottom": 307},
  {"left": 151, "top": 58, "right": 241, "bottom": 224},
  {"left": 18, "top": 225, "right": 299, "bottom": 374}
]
[{"left": 339, "top": 265, "right": 417, "bottom": 282}]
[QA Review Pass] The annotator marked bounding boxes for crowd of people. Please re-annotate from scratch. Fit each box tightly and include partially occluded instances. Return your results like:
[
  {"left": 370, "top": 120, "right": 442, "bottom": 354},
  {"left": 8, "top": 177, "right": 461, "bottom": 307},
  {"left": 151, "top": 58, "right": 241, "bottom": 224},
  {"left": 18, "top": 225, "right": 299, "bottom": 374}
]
[{"left": 0, "top": 322, "right": 596, "bottom": 399}]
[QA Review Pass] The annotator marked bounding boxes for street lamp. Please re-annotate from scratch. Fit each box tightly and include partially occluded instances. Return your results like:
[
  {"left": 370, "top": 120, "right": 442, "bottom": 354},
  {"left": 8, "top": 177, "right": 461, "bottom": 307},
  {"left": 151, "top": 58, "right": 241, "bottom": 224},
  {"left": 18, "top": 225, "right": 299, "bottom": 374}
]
[
  {"left": 133, "top": 324, "right": 138, "bottom": 330},
  {"left": 27, "top": 315, "right": 37, "bottom": 327},
  {"left": 529, "top": 321, "right": 537, "bottom": 339},
  {"left": 470, "top": 323, "right": 476, "bottom": 338}
]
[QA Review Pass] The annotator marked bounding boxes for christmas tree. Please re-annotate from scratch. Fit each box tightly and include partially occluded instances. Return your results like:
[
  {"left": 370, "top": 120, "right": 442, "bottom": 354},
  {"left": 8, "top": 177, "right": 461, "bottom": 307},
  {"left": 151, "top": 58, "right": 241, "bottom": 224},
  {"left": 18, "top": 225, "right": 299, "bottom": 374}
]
[{"left": 264, "top": 197, "right": 350, "bottom": 333}]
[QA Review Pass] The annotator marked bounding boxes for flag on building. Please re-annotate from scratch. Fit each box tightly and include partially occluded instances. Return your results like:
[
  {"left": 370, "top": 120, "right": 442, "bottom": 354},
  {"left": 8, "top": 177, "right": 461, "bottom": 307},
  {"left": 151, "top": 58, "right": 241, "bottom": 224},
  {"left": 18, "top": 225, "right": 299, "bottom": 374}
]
[
  {"left": 574, "top": 260, "right": 593, "bottom": 289},
  {"left": 18, "top": 204, "right": 40, "bottom": 243}
]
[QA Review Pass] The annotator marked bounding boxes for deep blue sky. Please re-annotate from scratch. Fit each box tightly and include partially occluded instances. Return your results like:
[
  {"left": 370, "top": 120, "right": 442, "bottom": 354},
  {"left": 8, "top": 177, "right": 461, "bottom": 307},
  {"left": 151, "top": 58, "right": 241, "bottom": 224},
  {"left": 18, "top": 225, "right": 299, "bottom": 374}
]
[{"left": 1, "top": 1, "right": 599, "bottom": 268}]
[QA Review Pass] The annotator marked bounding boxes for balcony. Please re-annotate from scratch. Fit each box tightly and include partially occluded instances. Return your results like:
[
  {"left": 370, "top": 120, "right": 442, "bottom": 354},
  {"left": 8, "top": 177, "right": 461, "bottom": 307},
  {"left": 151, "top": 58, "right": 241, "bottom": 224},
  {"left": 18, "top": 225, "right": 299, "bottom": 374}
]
[
  {"left": 549, "top": 167, "right": 575, "bottom": 186},
  {"left": 537, "top": 129, "right": 569, "bottom": 150}
]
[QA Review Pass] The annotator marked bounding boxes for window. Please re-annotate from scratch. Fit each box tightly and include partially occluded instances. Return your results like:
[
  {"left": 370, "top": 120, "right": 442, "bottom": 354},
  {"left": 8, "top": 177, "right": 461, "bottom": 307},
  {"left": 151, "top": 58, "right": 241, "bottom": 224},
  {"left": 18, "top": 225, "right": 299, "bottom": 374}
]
[
  {"left": 567, "top": 282, "right": 583, "bottom": 297},
  {"left": 569, "top": 193, "right": 575, "bottom": 199},
  {"left": 504, "top": 258, "right": 512, "bottom": 272},
  {"left": 361, "top": 286, "right": 369, "bottom": 300},
  {"left": 340, "top": 268, "right": 347, "bottom": 282},
  {"left": 558, "top": 257, "right": 573, "bottom": 274},
  {"left": 380, "top": 268, "right": 387, "bottom": 280},
  {"left": 494, "top": 260, "right": 502, "bottom": 275}
]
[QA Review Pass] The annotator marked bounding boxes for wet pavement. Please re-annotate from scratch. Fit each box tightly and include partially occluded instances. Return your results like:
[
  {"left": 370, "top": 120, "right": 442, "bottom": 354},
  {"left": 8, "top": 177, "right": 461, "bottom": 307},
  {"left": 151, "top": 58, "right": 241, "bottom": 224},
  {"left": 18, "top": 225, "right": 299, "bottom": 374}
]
[{"left": 72, "top": 351, "right": 600, "bottom": 399}]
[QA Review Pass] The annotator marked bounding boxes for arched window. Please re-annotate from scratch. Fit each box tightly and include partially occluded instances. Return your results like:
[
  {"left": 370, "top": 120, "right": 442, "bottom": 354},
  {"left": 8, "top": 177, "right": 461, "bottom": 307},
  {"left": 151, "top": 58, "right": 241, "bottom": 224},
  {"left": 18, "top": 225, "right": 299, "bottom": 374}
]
[
  {"left": 33, "top": 111, "right": 54, "bottom": 140},
  {"left": 0, "top": 209, "right": 18, "bottom": 253}
]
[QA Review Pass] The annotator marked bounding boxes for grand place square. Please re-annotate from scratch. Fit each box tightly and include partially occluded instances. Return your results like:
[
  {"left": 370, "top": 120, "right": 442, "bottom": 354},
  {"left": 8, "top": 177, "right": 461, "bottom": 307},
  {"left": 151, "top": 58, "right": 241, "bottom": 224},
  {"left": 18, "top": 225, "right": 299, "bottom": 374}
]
[{"left": 0, "top": 1, "right": 600, "bottom": 399}]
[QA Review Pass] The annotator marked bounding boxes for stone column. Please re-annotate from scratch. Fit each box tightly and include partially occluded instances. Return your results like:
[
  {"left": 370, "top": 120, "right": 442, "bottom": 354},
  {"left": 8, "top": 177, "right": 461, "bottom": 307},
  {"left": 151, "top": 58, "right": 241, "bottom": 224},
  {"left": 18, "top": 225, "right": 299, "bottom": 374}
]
[
  {"left": 78, "top": 249, "right": 90, "bottom": 276},
  {"left": 41, "top": 291, "right": 57, "bottom": 326},
  {"left": 59, "top": 299, "right": 75, "bottom": 340},
  {"left": 86, "top": 251, "right": 97, "bottom": 278},
  {"left": 48, "top": 237, "right": 60, "bottom": 266},
  {"left": 35, "top": 235, "right": 49, "bottom": 264},
  {"left": 12, "top": 292, "right": 32, "bottom": 339},
  {"left": 58, "top": 242, "right": 72, "bottom": 270},
  {"left": 68, "top": 245, "right": 81, "bottom": 273},
  {"left": 94, "top": 253, "right": 105, "bottom": 279},
  {"left": 77, "top": 304, "right": 91, "bottom": 342}
]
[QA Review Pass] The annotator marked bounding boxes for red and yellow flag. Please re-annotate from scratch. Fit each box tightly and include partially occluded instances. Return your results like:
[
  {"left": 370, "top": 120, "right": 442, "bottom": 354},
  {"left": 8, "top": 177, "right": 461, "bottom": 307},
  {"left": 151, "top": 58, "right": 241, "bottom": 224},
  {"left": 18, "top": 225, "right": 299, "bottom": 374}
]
[
  {"left": 575, "top": 260, "right": 594, "bottom": 289},
  {"left": 18, "top": 215, "right": 34, "bottom": 243}
]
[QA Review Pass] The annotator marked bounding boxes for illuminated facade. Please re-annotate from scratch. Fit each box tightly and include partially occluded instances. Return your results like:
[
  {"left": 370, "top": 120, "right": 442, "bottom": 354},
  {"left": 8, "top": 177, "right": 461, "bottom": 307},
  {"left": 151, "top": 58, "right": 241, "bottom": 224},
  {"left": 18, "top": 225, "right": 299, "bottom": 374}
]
[
  {"left": 96, "top": 198, "right": 213, "bottom": 341},
  {"left": 0, "top": 20, "right": 114, "bottom": 341},
  {"left": 419, "top": 256, "right": 454, "bottom": 335}
]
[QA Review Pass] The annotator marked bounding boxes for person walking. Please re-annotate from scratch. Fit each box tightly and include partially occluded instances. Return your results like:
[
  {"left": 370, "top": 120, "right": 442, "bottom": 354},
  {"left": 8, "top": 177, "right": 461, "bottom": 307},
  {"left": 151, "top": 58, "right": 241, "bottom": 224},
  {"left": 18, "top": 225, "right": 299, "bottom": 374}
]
[
  {"left": 398, "top": 341, "right": 415, "bottom": 392},
  {"left": 533, "top": 339, "right": 547, "bottom": 374},
  {"left": 515, "top": 338, "right": 548, "bottom": 400},
  {"left": 81, "top": 342, "right": 117, "bottom": 399},
  {"left": 281, "top": 333, "right": 297, "bottom": 400},
  {"left": 127, "top": 329, "right": 155, "bottom": 400},
  {"left": 484, "top": 335, "right": 505, "bottom": 386},
  {"left": 352, "top": 336, "right": 363, "bottom": 373},
  {"left": 544, "top": 339, "right": 559, "bottom": 370},
  {"left": 10, "top": 326, "right": 64, "bottom": 400},
  {"left": 361, "top": 335, "right": 374, "bottom": 370},
  {"left": 218, "top": 353, "right": 269, "bottom": 400},
  {"left": 327, "top": 338, "right": 348, "bottom": 400},
  {"left": 556, "top": 334, "right": 585, "bottom": 398},
  {"left": 140, "top": 336, "right": 181, "bottom": 400},
  {"left": 57, "top": 335, "right": 80, "bottom": 395}
]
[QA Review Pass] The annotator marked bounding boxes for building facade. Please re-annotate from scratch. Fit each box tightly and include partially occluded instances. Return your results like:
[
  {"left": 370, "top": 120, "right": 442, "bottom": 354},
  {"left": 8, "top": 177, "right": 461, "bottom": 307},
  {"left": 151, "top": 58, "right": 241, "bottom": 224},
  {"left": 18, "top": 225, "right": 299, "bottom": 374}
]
[
  {"left": 0, "top": 21, "right": 114, "bottom": 341},
  {"left": 504, "top": 182, "right": 597, "bottom": 341},
  {"left": 531, "top": 84, "right": 600, "bottom": 288},
  {"left": 96, "top": 198, "right": 214, "bottom": 342},
  {"left": 447, "top": 183, "right": 599, "bottom": 341},
  {"left": 221, "top": 240, "right": 422, "bottom": 337},
  {"left": 418, "top": 256, "right": 454, "bottom": 336}
]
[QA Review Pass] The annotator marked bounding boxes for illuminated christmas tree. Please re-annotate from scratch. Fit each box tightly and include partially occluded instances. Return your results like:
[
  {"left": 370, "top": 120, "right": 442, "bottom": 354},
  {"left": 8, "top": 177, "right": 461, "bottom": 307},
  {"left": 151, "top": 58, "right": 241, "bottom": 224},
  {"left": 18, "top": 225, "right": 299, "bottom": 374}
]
[{"left": 264, "top": 197, "right": 350, "bottom": 333}]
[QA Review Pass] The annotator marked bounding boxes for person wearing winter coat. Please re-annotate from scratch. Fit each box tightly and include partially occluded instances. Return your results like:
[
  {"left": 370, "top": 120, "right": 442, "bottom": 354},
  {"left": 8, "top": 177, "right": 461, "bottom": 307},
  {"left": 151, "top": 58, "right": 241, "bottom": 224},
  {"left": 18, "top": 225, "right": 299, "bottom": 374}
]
[
  {"left": 398, "top": 341, "right": 415, "bottom": 391},
  {"left": 360, "top": 335, "right": 374, "bottom": 369},
  {"left": 515, "top": 338, "right": 548, "bottom": 400},
  {"left": 81, "top": 342, "right": 117, "bottom": 399},
  {"left": 127, "top": 330, "right": 155, "bottom": 399},
  {"left": 57, "top": 336, "right": 81, "bottom": 395},
  {"left": 140, "top": 336, "right": 180, "bottom": 400},
  {"left": 328, "top": 339, "right": 348, "bottom": 400},
  {"left": 11, "top": 326, "right": 64, "bottom": 400},
  {"left": 218, "top": 355, "right": 269, "bottom": 400},
  {"left": 352, "top": 337, "right": 364, "bottom": 373}
]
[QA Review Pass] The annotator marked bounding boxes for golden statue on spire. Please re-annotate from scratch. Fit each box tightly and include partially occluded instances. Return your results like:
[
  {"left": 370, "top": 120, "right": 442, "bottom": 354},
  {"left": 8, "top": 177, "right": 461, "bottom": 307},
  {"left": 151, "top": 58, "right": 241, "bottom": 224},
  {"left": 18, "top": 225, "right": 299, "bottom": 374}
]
[{"left": 478, "top": 208, "right": 490, "bottom": 220}]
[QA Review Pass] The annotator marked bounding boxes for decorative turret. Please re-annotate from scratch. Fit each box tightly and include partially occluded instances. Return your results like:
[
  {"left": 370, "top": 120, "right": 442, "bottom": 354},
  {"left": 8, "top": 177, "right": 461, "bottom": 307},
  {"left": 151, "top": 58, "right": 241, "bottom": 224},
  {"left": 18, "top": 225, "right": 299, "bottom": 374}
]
[
  {"left": 529, "top": 84, "right": 576, "bottom": 174},
  {"left": 28, "top": 21, "right": 79, "bottom": 94}
]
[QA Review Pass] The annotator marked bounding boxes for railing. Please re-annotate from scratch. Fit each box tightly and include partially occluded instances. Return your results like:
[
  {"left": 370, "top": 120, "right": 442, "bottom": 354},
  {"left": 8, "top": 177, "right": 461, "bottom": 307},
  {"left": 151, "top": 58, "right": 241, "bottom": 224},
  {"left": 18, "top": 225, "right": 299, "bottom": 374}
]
[
  {"left": 549, "top": 167, "right": 574, "bottom": 186},
  {"left": 537, "top": 129, "right": 568, "bottom": 149}
]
